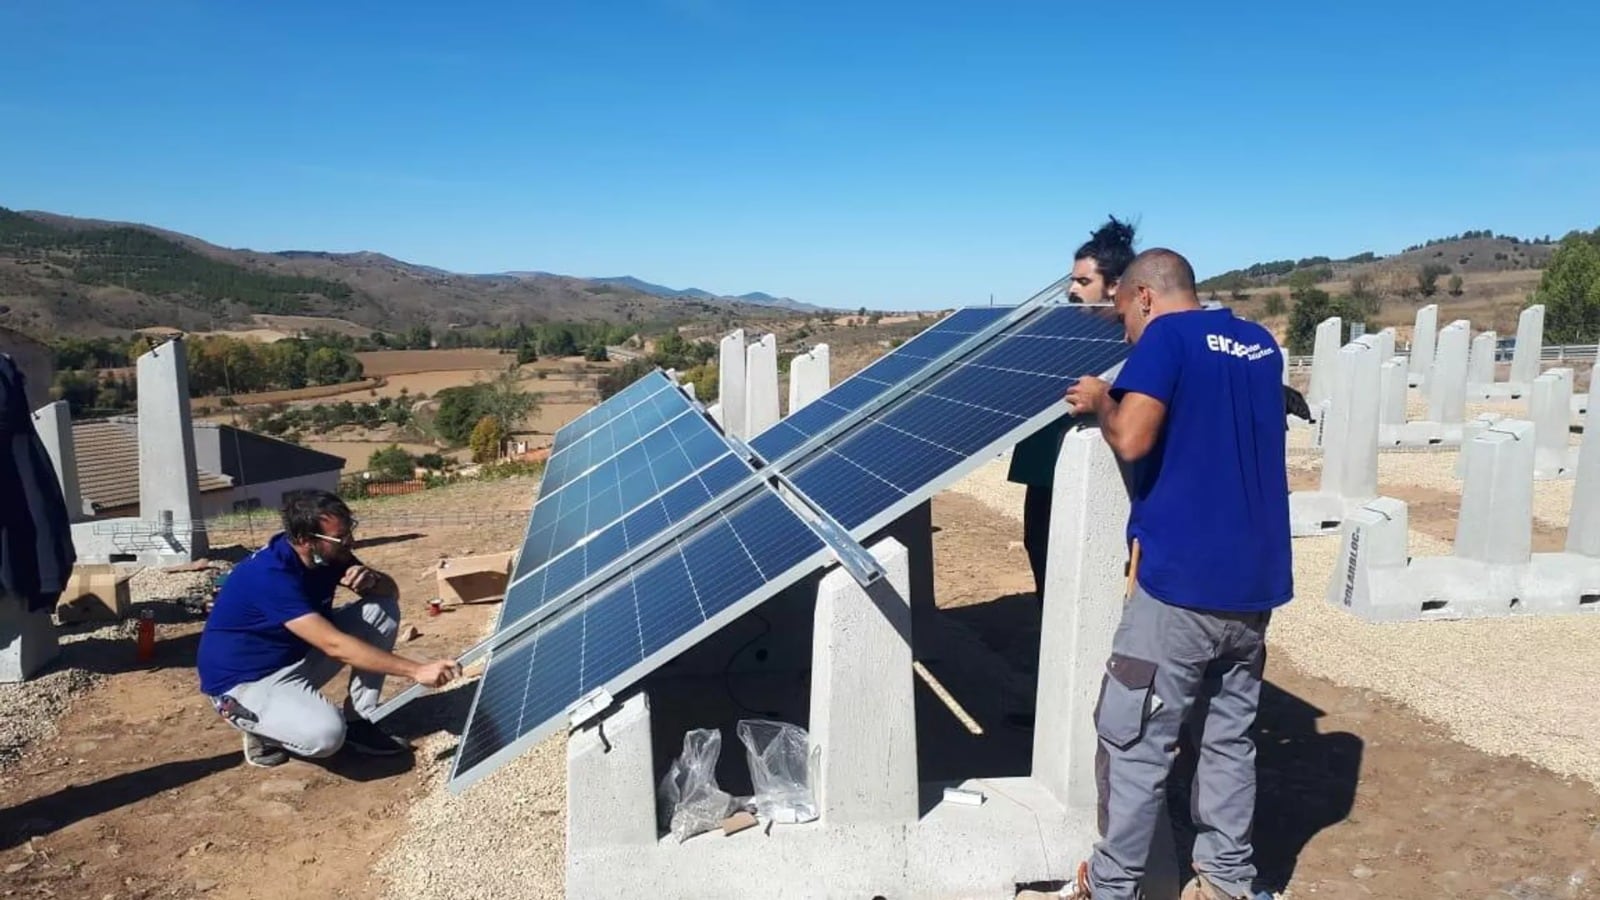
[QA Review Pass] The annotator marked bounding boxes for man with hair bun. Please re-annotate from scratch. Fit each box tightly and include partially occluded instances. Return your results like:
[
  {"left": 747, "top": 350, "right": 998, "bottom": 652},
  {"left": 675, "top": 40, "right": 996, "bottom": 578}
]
[{"left": 1008, "top": 215, "right": 1137, "bottom": 603}]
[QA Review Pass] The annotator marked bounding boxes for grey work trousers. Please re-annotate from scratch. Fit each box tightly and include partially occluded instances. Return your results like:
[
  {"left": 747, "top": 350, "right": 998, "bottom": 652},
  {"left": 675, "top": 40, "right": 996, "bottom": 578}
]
[
  {"left": 1089, "top": 583, "right": 1270, "bottom": 900},
  {"left": 210, "top": 595, "right": 401, "bottom": 758}
]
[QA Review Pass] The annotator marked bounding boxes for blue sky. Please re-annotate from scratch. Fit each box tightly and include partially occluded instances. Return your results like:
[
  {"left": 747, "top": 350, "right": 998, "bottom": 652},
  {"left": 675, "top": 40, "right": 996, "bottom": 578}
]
[{"left": 2, "top": 1, "right": 1598, "bottom": 310}]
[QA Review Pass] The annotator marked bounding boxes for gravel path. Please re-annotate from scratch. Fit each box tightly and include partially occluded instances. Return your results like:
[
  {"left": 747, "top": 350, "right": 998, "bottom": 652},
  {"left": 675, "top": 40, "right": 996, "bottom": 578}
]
[{"left": 951, "top": 447, "right": 1600, "bottom": 790}]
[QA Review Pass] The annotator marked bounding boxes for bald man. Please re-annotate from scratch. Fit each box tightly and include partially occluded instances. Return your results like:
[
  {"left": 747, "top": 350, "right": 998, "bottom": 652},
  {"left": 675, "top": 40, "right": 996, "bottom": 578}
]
[{"left": 1055, "top": 249, "right": 1291, "bottom": 900}]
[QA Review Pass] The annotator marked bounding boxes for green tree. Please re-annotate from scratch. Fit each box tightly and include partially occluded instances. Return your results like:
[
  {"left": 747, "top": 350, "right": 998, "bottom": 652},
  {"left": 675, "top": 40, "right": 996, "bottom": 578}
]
[
  {"left": 1346, "top": 272, "right": 1381, "bottom": 317},
  {"left": 1448, "top": 274, "right": 1464, "bottom": 297},
  {"left": 306, "top": 347, "right": 350, "bottom": 385},
  {"left": 1417, "top": 263, "right": 1450, "bottom": 297},
  {"left": 1262, "top": 292, "right": 1286, "bottom": 317},
  {"left": 469, "top": 415, "right": 505, "bottom": 463},
  {"left": 1286, "top": 289, "right": 1336, "bottom": 356},
  {"left": 1532, "top": 235, "right": 1600, "bottom": 344},
  {"left": 433, "top": 384, "right": 491, "bottom": 445},
  {"left": 516, "top": 342, "right": 539, "bottom": 365},
  {"left": 368, "top": 445, "right": 416, "bottom": 480}
]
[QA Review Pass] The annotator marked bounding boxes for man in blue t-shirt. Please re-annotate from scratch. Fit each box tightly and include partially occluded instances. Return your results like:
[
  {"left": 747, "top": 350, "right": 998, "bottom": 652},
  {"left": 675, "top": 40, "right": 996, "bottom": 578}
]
[
  {"left": 197, "top": 489, "right": 462, "bottom": 768},
  {"left": 1055, "top": 249, "right": 1291, "bottom": 900}
]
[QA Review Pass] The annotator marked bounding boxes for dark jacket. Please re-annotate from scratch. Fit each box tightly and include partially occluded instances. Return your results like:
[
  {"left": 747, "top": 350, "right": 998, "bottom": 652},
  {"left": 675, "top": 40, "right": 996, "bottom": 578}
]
[{"left": 1, "top": 354, "right": 77, "bottom": 611}]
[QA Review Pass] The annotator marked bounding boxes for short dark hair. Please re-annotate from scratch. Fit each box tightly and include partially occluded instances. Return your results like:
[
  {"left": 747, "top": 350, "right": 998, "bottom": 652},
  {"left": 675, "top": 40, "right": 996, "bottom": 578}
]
[
  {"left": 1075, "top": 216, "right": 1138, "bottom": 284},
  {"left": 1124, "top": 247, "right": 1197, "bottom": 296},
  {"left": 281, "top": 489, "right": 352, "bottom": 542}
]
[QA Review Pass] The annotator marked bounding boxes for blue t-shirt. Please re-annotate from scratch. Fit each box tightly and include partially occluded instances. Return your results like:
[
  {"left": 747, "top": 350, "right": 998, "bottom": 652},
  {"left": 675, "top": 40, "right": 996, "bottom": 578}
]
[
  {"left": 1112, "top": 308, "right": 1293, "bottom": 614},
  {"left": 196, "top": 533, "right": 353, "bottom": 696}
]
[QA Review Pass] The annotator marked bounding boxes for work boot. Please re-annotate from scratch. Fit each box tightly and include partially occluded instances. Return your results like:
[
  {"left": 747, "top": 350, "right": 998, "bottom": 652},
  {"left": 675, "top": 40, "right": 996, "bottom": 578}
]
[
  {"left": 242, "top": 732, "right": 287, "bottom": 768},
  {"left": 342, "top": 717, "right": 409, "bottom": 756},
  {"left": 1179, "top": 873, "right": 1258, "bottom": 900},
  {"left": 1015, "top": 861, "right": 1092, "bottom": 899}
]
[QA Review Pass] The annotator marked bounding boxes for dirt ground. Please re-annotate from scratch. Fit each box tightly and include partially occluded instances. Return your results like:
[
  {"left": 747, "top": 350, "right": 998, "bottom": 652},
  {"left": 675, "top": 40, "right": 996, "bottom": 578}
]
[{"left": 3, "top": 480, "right": 1598, "bottom": 899}]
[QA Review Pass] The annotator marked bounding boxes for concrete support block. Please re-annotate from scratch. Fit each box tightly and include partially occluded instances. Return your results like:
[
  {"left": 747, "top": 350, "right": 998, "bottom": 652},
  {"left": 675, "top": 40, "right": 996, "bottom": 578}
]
[
  {"left": 1468, "top": 330, "right": 1497, "bottom": 388},
  {"left": 1568, "top": 402, "right": 1600, "bottom": 558},
  {"left": 1510, "top": 304, "right": 1545, "bottom": 387},
  {"left": 717, "top": 330, "right": 747, "bottom": 439},
  {"left": 1322, "top": 341, "right": 1380, "bottom": 501},
  {"left": 30, "top": 400, "right": 85, "bottom": 521},
  {"left": 1034, "top": 426, "right": 1128, "bottom": 809},
  {"left": 809, "top": 537, "right": 917, "bottom": 826},
  {"left": 705, "top": 400, "right": 722, "bottom": 426},
  {"left": 1427, "top": 320, "right": 1470, "bottom": 424},
  {"left": 1326, "top": 497, "right": 1410, "bottom": 618},
  {"left": 1376, "top": 327, "right": 1396, "bottom": 365},
  {"left": 0, "top": 595, "right": 60, "bottom": 683},
  {"left": 136, "top": 337, "right": 206, "bottom": 560},
  {"left": 787, "top": 344, "right": 831, "bottom": 414},
  {"left": 1408, "top": 304, "right": 1438, "bottom": 383},
  {"left": 1456, "top": 420, "right": 1535, "bottom": 566},
  {"left": 1379, "top": 358, "right": 1408, "bottom": 427},
  {"left": 567, "top": 691, "right": 658, "bottom": 855},
  {"left": 1529, "top": 368, "right": 1577, "bottom": 480},
  {"left": 745, "top": 333, "right": 779, "bottom": 438},
  {"left": 1306, "top": 316, "right": 1341, "bottom": 413}
]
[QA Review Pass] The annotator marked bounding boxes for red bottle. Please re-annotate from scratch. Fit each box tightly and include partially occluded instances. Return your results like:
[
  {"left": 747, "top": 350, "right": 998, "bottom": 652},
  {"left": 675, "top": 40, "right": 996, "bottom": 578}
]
[{"left": 136, "top": 608, "right": 155, "bottom": 661}]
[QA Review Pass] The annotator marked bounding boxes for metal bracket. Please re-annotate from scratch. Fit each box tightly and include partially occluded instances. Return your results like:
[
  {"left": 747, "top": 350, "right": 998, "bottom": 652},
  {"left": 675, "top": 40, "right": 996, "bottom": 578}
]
[
  {"left": 568, "top": 687, "right": 615, "bottom": 731},
  {"left": 765, "top": 468, "right": 885, "bottom": 588}
]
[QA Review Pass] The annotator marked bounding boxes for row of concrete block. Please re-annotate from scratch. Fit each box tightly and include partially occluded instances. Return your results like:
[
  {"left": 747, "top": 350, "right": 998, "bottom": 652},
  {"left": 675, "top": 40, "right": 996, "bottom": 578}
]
[{"left": 704, "top": 330, "right": 831, "bottom": 441}]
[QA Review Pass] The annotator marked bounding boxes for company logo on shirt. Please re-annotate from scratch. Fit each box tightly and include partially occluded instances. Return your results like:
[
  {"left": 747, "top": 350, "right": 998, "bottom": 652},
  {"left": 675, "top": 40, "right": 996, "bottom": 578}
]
[{"left": 1205, "top": 333, "right": 1277, "bottom": 362}]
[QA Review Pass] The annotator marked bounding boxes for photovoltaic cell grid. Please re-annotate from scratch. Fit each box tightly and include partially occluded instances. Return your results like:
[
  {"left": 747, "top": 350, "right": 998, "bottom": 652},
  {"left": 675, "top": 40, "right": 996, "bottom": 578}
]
[
  {"left": 509, "top": 406, "right": 732, "bottom": 584},
  {"left": 454, "top": 485, "right": 829, "bottom": 780},
  {"left": 786, "top": 305, "right": 1127, "bottom": 530},
  {"left": 539, "top": 378, "right": 694, "bottom": 496},
  {"left": 498, "top": 453, "right": 753, "bottom": 630},
  {"left": 547, "top": 369, "right": 672, "bottom": 458},
  {"left": 749, "top": 306, "right": 1012, "bottom": 462}
]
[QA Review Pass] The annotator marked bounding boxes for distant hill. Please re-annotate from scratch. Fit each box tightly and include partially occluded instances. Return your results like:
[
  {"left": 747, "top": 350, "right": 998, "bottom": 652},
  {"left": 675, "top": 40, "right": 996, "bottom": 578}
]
[
  {"left": 591, "top": 276, "right": 826, "bottom": 312},
  {"left": 0, "top": 207, "right": 802, "bottom": 339},
  {"left": 1198, "top": 231, "right": 1561, "bottom": 294}
]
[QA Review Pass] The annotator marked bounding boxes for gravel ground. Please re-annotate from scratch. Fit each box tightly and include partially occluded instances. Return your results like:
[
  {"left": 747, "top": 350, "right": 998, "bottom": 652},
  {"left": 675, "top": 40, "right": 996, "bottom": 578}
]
[
  {"left": 375, "top": 651, "right": 568, "bottom": 899},
  {"left": 951, "top": 446, "right": 1600, "bottom": 790}
]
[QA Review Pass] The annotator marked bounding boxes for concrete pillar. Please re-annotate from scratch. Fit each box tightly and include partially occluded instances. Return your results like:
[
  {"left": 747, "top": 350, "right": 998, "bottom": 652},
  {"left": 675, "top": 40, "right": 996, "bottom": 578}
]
[
  {"left": 1567, "top": 401, "right": 1600, "bottom": 558},
  {"left": 788, "top": 344, "right": 831, "bottom": 414},
  {"left": 1376, "top": 327, "right": 1396, "bottom": 364},
  {"left": 1529, "top": 368, "right": 1575, "bottom": 479},
  {"left": 0, "top": 596, "right": 60, "bottom": 683},
  {"left": 136, "top": 337, "right": 207, "bottom": 558},
  {"left": 31, "top": 400, "right": 84, "bottom": 521},
  {"left": 1510, "top": 304, "right": 1545, "bottom": 386},
  {"left": 808, "top": 536, "right": 916, "bottom": 826},
  {"left": 1379, "top": 358, "right": 1408, "bottom": 426},
  {"left": 1033, "top": 426, "right": 1129, "bottom": 809},
  {"left": 706, "top": 401, "right": 722, "bottom": 427},
  {"left": 567, "top": 691, "right": 658, "bottom": 852},
  {"left": 745, "top": 333, "right": 779, "bottom": 438},
  {"left": 1320, "top": 341, "right": 1380, "bottom": 502},
  {"left": 717, "top": 330, "right": 747, "bottom": 439},
  {"left": 680, "top": 380, "right": 696, "bottom": 401},
  {"left": 1468, "top": 331, "right": 1497, "bottom": 386},
  {"left": 1455, "top": 420, "right": 1535, "bottom": 566},
  {"left": 1306, "top": 317, "right": 1342, "bottom": 412},
  {"left": 1326, "top": 496, "right": 1410, "bottom": 615},
  {"left": 1427, "top": 320, "right": 1470, "bottom": 425},
  {"left": 1409, "top": 304, "right": 1438, "bottom": 380}
]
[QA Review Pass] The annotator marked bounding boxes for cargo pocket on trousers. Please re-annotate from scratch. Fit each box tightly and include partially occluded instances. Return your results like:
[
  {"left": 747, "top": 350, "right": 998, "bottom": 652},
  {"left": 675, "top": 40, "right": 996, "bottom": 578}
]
[{"left": 1094, "top": 653, "right": 1158, "bottom": 750}]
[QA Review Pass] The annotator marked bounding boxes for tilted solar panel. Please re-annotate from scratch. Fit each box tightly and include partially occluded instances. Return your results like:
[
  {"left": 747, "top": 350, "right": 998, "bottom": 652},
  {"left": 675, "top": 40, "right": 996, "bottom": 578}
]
[
  {"left": 785, "top": 305, "right": 1128, "bottom": 532},
  {"left": 748, "top": 306, "right": 1012, "bottom": 462},
  {"left": 509, "top": 404, "right": 732, "bottom": 584},
  {"left": 451, "top": 482, "right": 831, "bottom": 788},
  {"left": 547, "top": 369, "right": 674, "bottom": 458},
  {"left": 539, "top": 377, "right": 695, "bottom": 496}
]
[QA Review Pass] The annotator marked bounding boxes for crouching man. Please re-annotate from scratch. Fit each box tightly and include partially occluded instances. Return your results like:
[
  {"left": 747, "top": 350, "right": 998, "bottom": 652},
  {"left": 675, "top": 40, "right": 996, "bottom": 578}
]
[{"left": 197, "top": 489, "right": 462, "bottom": 767}]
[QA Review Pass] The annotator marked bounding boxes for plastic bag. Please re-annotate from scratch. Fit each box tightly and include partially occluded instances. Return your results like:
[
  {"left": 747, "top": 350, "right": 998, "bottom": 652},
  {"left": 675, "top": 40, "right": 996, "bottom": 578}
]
[
  {"left": 736, "top": 719, "right": 819, "bottom": 824},
  {"left": 656, "top": 728, "right": 735, "bottom": 842}
]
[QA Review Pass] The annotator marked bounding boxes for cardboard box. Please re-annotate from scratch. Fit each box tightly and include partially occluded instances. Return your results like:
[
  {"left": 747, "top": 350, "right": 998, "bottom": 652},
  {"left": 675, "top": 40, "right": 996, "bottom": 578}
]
[
  {"left": 435, "top": 551, "right": 514, "bottom": 606},
  {"left": 56, "top": 564, "right": 132, "bottom": 623}
]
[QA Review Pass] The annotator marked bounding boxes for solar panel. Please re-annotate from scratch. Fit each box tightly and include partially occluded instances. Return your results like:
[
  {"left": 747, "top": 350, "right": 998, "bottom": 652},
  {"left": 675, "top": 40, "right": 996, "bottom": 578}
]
[
  {"left": 785, "top": 305, "right": 1128, "bottom": 531},
  {"left": 547, "top": 369, "right": 674, "bottom": 458},
  {"left": 749, "top": 306, "right": 1012, "bottom": 461},
  {"left": 451, "top": 482, "right": 832, "bottom": 788},
  {"left": 509, "top": 404, "right": 732, "bottom": 584},
  {"left": 539, "top": 376, "right": 694, "bottom": 496}
]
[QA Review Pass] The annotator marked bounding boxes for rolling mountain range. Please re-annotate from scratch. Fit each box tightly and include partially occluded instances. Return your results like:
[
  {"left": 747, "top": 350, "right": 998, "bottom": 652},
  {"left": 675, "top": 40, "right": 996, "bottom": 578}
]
[{"left": 0, "top": 207, "right": 830, "bottom": 339}]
